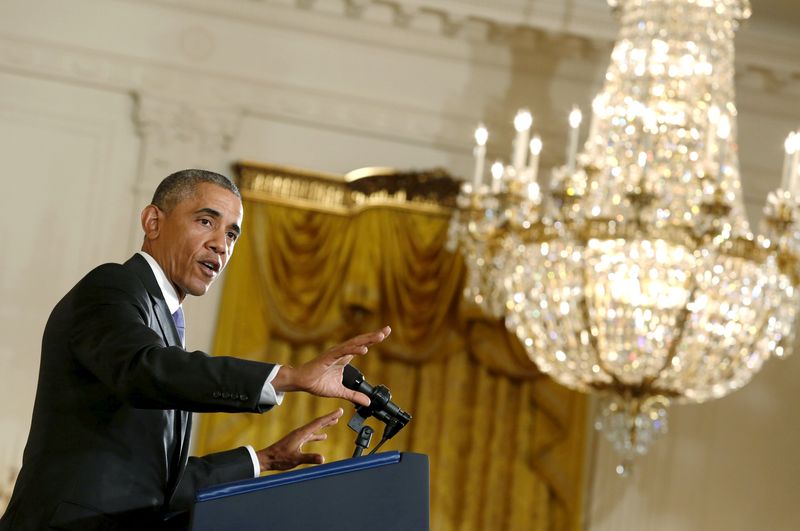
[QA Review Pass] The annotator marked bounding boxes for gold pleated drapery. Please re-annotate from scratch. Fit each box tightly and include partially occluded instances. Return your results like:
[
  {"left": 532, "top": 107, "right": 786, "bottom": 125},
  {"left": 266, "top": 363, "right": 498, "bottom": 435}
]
[{"left": 195, "top": 164, "right": 588, "bottom": 531}]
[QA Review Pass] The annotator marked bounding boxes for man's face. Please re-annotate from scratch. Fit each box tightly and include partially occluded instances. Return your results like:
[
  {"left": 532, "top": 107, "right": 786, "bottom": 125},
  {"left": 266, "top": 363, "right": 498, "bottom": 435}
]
[{"left": 144, "top": 182, "right": 243, "bottom": 300}]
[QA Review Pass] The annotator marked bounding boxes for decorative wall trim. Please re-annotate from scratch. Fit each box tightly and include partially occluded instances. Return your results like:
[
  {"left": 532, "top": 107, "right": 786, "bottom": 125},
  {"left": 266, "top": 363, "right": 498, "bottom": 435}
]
[
  {"left": 130, "top": 0, "right": 800, "bottom": 78},
  {"left": 0, "top": 28, "right": 797, "bottom": 172},
  {"left": 0, "top": 34, "right": 598, "bottom": 162},
  {"left": 133, "top": 94, "right": 242, "bottom": 178},
  {"left": 237, "top": 160, "right": 457, "bottom": 215},
  {"left": 124, "top": 0, "right": 620, "bottom": 44},
  {"left": 0, "top": 34, "right": 492, "bottom": 153}
]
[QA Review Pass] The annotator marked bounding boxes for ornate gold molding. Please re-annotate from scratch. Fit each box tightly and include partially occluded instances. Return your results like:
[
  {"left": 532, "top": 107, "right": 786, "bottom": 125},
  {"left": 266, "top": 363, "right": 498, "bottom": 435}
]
[{"left": 235, "top": 160, "right": 459, "bottom": 216}]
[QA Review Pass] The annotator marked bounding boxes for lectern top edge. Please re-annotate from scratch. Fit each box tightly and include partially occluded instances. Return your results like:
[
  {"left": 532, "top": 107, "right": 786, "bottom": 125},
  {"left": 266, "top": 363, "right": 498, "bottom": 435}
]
[{"left": 196, "top": 450, "right": 402, "bottom": 503}]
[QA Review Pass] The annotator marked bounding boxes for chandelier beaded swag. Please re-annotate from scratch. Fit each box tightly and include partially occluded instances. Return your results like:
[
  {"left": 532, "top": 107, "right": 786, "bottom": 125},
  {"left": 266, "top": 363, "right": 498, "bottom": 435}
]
[{"left": 447, "top": 0, "right": 800, "bottom": 471}]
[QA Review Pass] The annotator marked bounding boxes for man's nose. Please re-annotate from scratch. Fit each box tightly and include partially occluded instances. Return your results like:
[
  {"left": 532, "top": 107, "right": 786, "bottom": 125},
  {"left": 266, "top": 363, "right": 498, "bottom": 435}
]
[{"left": 208, "top": 229, "right": 228, "bottom": 255}]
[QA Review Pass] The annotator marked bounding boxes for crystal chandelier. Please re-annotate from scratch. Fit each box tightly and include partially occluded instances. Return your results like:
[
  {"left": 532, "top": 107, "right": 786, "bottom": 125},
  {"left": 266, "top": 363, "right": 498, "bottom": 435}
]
[{"left": 447, "top": 0, "right": 800, "bottom": 472}]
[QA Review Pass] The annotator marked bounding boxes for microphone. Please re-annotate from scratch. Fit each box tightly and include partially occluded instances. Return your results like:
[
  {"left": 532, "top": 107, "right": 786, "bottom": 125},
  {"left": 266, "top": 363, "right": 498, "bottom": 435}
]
[{"left": 342, "top": 365, "right": 412, "bottom": 444}]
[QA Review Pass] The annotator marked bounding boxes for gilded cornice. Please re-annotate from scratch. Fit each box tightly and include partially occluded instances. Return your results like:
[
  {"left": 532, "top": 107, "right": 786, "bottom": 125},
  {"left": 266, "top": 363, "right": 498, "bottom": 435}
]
[{"left": 236, "top": 160, "right": 458, "bottom": 216}]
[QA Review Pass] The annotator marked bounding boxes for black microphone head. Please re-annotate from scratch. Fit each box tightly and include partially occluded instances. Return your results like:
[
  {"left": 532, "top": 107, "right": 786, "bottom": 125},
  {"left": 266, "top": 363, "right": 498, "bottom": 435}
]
[{"left": 342, "top": 364, "right": 364, "bottom": 390}]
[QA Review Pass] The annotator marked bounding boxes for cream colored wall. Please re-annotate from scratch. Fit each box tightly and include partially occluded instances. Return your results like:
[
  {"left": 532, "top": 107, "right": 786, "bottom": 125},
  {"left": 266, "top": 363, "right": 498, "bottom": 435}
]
[
  {"left": 0, "top": 71, "right": 141, "bottom": 502},
  {"left": 0, "top": 0, "right": 798, "bottom": 529}
]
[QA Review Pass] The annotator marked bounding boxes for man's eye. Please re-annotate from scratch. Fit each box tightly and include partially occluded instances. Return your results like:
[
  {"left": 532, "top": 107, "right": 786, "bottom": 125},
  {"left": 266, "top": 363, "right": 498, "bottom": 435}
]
[
  {"left": 200, "top": 218, "right": 212, "bottom": 226},
  {"left": 227, "top": 232, "right": 238, "bottom": 241}
]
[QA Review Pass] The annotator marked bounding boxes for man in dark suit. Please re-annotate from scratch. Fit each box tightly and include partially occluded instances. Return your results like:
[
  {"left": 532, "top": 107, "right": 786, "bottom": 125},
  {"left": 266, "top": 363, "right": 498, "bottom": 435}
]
[{"left": 0, "top": 169, "right": 390, "bottom": 530}]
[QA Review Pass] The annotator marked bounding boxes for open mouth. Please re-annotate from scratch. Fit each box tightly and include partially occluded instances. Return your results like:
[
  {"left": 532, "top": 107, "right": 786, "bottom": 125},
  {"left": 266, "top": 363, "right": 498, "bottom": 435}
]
[{"left": 199, "top": 260, "right": 220, "bottom": 275}]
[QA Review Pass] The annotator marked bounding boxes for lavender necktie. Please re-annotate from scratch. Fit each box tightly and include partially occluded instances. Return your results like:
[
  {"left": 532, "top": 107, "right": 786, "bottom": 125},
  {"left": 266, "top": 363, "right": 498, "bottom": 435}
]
[{"left": 171, "top": 307, "right": 185, "bottom": 347}]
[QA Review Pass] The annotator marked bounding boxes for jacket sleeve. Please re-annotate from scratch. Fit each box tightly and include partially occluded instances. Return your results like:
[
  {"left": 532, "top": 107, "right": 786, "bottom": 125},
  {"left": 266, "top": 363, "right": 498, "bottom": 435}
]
[
  {"left": 168, "top": 447, "right": 256, "bottom": 512},
  {"left": 67, "top": 263, "right": 275, "bottom": 413}
]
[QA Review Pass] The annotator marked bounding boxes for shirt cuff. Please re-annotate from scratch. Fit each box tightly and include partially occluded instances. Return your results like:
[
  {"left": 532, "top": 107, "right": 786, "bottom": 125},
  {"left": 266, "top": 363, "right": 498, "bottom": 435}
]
[
  {"left": 259, "top": 364, "right": 285, "bottom": 405},
  {"left": 244, "top": 445, "right": 260, "bottom": 478}
]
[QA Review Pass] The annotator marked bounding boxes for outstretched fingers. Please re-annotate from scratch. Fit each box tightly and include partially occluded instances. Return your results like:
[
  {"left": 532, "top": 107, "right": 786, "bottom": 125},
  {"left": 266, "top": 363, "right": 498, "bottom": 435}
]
[
  {"left": 299, "top": 409, "right": 342, "bottom": 441},
  {"left": 299, "top": 409, "right": 344, "bottom": 464},
  {"left": 309, "top": 408, "right": 344, "bottom": 431},
  {"left": 348, "top": 326, "right": 392, "bottom": 348},
  {"left": 327, "top": 326, "right": 392, "bottom": 361},
  {"left": 284, "top": 326, "right": 392, "bottom": 401},
  {"left": 257, "top": 408, "right": 343, "bottom": 472}
]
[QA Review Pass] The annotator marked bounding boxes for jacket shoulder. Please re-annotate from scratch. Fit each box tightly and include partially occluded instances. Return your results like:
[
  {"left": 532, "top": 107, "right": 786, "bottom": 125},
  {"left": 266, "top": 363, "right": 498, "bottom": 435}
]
[
  {"left": 71, "top": 261, "right": 150, "bottom": 306},
  {"left": 82, "top": 262, "right": 136, "bottom": 283}
]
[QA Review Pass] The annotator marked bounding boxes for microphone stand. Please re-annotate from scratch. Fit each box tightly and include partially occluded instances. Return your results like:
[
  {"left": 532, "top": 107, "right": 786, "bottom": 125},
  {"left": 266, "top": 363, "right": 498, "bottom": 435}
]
[
  {"left": 343, "top": 365, "right": 412, "bottom": 457},
  {"left": 348, "top": 410, "right": 372, "bottom": 457},
  {"left": 352, "top": 425, "right": 374, "bottom": 458},
  {"left": 348, "top": 409, "right": 409, "bottom": 457}
]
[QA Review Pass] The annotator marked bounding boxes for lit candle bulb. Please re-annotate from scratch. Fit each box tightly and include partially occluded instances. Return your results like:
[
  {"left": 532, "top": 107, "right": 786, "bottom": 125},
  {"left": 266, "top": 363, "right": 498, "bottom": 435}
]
[
  {"left": 529, "top": 135, "right": 543, "bottom": 184},
  {"left": 567, "top": 106, "right": 582, "bottom": 174},
  {"left": 705, "top": 105, "right": 720, "bottom": 168},
  {"left": 791, "top": 131, "right": 800, "bottom": 196},
  {"left": 512, "top": 109, "right": 533, "bottom": 173},
  {"left": 491, "top": 160, "right": 504, "bottom": 194},
  {"left": 473, "top": 124, "right": 489, "bottom": 189},
  {"left": 716, "top": 113, "right": 731, "bottom": 175},
  {"left": 527, "top": 181, "right": 540, "bottom": 202},
  {"left": 588, "top": 94, "right": 604, "bottom": 143},
  {"left": 782, "top": 132, "right": 797, "bottom": 191}
]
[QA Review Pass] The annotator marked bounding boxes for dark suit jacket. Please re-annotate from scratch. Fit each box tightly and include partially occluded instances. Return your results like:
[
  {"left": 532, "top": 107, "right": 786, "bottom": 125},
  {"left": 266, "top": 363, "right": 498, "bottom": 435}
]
[{"left": 0, "top": 254, "right": 275, "bottom": 530}]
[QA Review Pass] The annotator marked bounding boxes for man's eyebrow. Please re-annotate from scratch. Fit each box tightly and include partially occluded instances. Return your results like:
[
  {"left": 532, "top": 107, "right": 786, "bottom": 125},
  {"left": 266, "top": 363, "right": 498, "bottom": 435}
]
[
  {"left": 195, "top": 207, "right": 241, "bottom": 235},
  {"left": 195, "top": 207, "right": 222, "bottom": 218}
]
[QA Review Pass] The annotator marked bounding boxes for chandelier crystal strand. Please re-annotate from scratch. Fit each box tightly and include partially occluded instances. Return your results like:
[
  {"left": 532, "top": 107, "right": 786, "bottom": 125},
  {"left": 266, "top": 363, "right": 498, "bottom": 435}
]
[{"left": 449, "top": 0, "right": 800, "bottom": 471}]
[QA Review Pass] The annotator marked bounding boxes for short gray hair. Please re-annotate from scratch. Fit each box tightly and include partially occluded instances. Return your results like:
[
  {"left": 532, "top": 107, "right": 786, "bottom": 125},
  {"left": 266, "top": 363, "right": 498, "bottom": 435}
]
[{"left": 151, "top": 169, "right": 240, "bottom": 212}]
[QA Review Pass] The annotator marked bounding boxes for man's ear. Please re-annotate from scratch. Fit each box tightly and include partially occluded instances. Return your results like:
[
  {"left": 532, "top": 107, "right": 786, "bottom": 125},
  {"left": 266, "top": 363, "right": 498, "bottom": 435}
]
[{"left": 141, "top": 204, "right": 163, "bottom": 240}]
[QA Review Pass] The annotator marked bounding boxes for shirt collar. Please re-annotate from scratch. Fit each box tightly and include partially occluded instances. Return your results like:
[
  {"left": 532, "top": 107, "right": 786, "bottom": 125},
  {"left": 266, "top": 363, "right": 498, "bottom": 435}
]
[{"left": 137, "top": 251, "right": 181, "bottom": 315}]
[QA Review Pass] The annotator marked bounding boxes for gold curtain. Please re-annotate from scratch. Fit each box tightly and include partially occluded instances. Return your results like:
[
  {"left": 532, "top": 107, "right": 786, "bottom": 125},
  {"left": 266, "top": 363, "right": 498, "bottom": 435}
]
[{"left": 195, "top": 194, "right": 588, "bottom": 531}]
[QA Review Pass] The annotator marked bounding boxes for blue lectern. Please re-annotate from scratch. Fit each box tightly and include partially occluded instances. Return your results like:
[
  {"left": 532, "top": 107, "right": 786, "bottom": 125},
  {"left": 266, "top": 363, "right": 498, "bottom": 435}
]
[{"left": 189, "top": 451, "right": 429, "bottom": 531}]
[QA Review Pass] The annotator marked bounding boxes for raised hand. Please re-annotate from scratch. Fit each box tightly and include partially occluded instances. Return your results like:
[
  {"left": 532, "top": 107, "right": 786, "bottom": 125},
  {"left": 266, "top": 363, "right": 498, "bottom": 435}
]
[
  {"left": 272, "top": 326, "right": 391, "bottom": 406},
  {"left": 255, "top": 408, "right": 344, "bottom": 473}
]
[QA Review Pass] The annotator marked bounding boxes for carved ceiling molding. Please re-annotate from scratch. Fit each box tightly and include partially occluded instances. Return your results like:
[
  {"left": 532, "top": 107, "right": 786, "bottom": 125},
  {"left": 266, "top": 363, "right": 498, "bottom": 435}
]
[
  {"left": 0, "top": 34, "right": 472, "bottom": 151},
  {"left": 0, "top": 27, "right": 794, "bottom": 126},
  {"left": 133, "top": 94, "right": 244, "bottom": 187},
  {"left": 132, "top": 0, "right": 800, "bottom": 78},
  {"left": 125, "top": 0, "right": 617, "bottom": 48},
  {"left": 116, "top": 0, "right": 611, "bottom": 70},
  {"left": 134, "top": 95, "right": 242, "bottom": 153},
  {"left": 0, "top": 5, "right": 797, "bottom": 168},
  {"left": 1, "top": 31, "right": 601, "bottom": 159}
]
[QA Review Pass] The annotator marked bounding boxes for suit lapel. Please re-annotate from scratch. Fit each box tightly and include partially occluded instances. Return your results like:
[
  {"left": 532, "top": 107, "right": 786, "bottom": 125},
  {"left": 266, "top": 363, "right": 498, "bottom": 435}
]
[
  {"left": 124, "top": 254, "right": 190, "bottom": 493},
  {"left": 124, "top": 254, "right": 182, "bottom": 348},
  {"left": 152, "top": 298, "right": 182, "bottom": 349}
]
